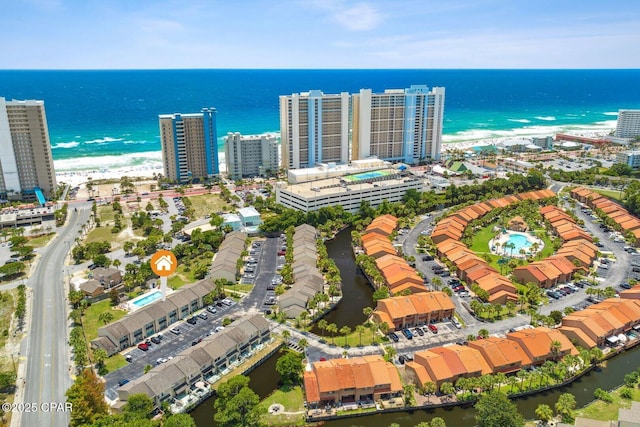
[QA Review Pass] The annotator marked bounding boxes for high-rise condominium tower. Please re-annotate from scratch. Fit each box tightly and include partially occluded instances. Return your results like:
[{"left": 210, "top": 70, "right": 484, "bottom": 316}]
[
  {"left": 615, "top": 110, "right": 640, "bottom": 139},
  {"left": 352, "top": 85, "right": 445, "bottom": 164},
  {"left": 224, "top": 132, "right": 279, "bottom": 180},
  {"left": 279, "top": 90, "right": 350, "bottom": 169},
  {"left": 159, "top": 108, "right": 219, "bottom": 183},
  {"left": 0, "top": 97, "right": 57, "bottom": 201}
]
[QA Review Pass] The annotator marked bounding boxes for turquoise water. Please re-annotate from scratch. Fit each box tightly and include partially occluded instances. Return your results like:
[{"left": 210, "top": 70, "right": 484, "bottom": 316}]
[
  {"left": 131, "top": 291, "right": 162, "bottom": 308},
  {"left": 507, "top": 233, "right": 533, "bottom": 253},
  {"left": 1, "top": 69, "right": 640, "bottom": 171},
  {"left": 343, "top": 170, "right": 392, "bottom": 181}
]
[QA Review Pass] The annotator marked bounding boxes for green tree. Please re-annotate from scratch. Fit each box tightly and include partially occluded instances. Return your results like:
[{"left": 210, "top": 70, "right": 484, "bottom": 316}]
[
  {"left": 275, "top": 351, "right": 304, "bottom": 386},
  {"left": 340, "top": 325, "right": 351, "bottom": 346},
  {"left": 214, "top": 375, "right": 263, "bottom": 427},
  {"left": 65, "top": 369, "right": 110, "bottom": 426},
  {"left": 535, "top": 403, "right": 554, "bottom": 423},
  {"left": 326, "top": 323, "right": 338, "bottom": 345},
  {"left": 123, "top": 393, "right": 154, "bottom": 420},
  {"left": 164, "top": 413, "right": 197, "bottom": 427},
  {"left": 474, "top": 390, "right": 524, "bottom": 427},
  {"left": 430, "top": 418, "right": 447, "bottom": 427},
  {"left": 98, "top": 311, "right": 114, "bottom": 325},
  {"left": 555, "top": 393, "right": 576, "bottom": 424}
]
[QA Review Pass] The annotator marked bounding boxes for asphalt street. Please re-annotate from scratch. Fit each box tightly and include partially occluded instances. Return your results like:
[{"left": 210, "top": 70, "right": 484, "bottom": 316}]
[{"left": 20, "top": 207, "right": 89, "bottom": 427}]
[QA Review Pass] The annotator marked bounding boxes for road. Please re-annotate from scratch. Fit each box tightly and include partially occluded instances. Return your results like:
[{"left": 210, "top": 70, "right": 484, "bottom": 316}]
[{"left": 20, "top": 208, "right": 89, "bottom": 427}]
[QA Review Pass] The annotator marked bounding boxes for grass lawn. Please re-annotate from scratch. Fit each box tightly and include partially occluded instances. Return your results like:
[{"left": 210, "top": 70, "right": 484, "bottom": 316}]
[
  {"left": 316, "top": 325, "right": 380, "bottom": 348},
  {"left": 258, "top": 385, "right": 305, "bottom": 427},
  {"left": 0, "top": 290, "right": 15, "bottom": 354},
  {"left": 576, "top": 385, "right": 640, "bottom": 421},
  {"left": 187, "top": 193, "right": 229, "bottom": 219},
  {"left": 104, "top": 354, "right": 127, "bottom": 373},
  {"left": 225, "top": 284, "right": 254, "bottom": 293},
  {"left": 28, "top": 233, "right": 55, "bottom": 248},
  {"left": 83, "top": 299, "right": 127, "bottom": 342},
  {"left": 168, "top": 274, "right": 189, "bottom": 290},
  {"left": 469, "top": 222, "right": 557, "bottom": 272},
  {"left": 593, "top": 188, "right": 624, "bottom": 202}
]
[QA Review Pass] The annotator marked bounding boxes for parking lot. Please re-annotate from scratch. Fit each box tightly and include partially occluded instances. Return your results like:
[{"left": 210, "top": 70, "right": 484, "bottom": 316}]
[
  {"left": 387, "top": 320, "right": 464, "bottom": 363},
  {"left": 103, "top": 299, "right": 237, "bottom": 400}
]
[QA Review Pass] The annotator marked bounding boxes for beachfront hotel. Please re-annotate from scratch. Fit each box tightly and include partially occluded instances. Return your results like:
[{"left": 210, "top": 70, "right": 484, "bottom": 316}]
[
  {"left": 223, "top": 132, "right": 279, "bottom": 179},
  {"left": 615, "top": 109, "right": 640, "bottom": 139},
  {"left": 279, "top": 90, "right": 350, "bottom": 169},
  {"left": 352, "top": 86, "right": 445, "bottom": 164},
  {"left": 159, "top": 109, "right": 219, "bottom": 183},
  {"left": 0, "top": 97, "right": 57, "bottom": 201}
]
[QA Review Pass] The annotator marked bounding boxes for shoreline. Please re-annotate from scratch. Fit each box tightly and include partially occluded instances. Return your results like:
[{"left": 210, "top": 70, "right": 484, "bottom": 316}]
[{"left": 53, "top": 120, "right": 617, "bottom": 187}]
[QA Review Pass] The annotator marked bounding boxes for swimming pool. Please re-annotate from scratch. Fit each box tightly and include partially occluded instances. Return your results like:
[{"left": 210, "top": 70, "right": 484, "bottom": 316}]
[
  {"left": 505, "top": 233, "right": 533, "bottom": 253},
  {"left": 343, "top": 169, "right": 392, "bottom": 182},
  {"left": 130, "top": 290, "right": 163, "bottom": 308}
]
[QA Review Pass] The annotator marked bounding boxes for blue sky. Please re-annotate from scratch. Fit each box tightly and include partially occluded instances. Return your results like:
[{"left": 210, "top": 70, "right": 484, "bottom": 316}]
[{"left": 3, "top": 0, "right": 640, "bottom": 69}]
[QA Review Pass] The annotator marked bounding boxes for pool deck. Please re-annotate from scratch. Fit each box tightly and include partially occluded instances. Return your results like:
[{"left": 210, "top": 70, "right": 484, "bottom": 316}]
[
  {"left": 489, "top": 230, "right": 544, "bottom": 259},
  {"left": 126, "top": 289, "right": 173, "bottom": 312}
]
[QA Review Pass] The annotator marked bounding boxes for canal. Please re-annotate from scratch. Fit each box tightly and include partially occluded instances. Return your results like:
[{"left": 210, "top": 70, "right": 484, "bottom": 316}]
[
  {"left": 311, "top": 226, "right": 374, "bottom": 333},
  {"left": 191, "top": 227, "right": 640, "bottom": 426}
]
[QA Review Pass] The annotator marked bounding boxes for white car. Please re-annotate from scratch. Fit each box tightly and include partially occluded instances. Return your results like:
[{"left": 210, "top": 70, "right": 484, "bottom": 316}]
[
  {"left": 215, "top": 326, "right": 225, "bottom": 332},
  {"left": 156, "top": 357, "right": 168, "bottom": 365}
]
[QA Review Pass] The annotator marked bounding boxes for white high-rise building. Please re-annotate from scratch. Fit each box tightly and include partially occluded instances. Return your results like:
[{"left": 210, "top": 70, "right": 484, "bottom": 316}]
[
  {"left": 0, "top": 97, "right": 57, "bottom": 201},
  {"left": 616, "top": 110, "right": 640, "bottom": 139},
  {"left": 279, "top": 90, "right": 350, "bottom": 169},
  {"left": 352, "top": 85, "right": 445, "bottom": 164},
  {"left": 224, "top": 132, "right": 279, "bottom": 179}
]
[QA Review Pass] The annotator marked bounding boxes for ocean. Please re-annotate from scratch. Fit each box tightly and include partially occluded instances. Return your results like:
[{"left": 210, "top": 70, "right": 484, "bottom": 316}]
[{"left": 1, "top": 69, "right": 639, "bottom": 172}]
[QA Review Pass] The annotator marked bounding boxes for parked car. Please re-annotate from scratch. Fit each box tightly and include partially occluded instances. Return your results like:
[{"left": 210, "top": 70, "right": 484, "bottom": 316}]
[
  {"left": 402, "top": 328, "right": 413, "bottom": 340},
  {"left": 137, "top": 342, "right": 149, "bottom": 351},
  {"left": 191, "top": 338, "right": 203, "bottom": 346},
  {"left": 398, "top": 355, "right": 406, "bottom": 365},
  {"left": 389, "top": 332, "right": 400, "bottom": 342},
  {"left": 156, "top": 358, "right": 168, "bottom": 365},
  {"left": 428, "top": 324, "right": 438, "bottom": 334},
  {"left": 452, "top": 318, "right": 462, "bottom": 329},
  {"left": 170, "top": 327, "right": 181, "bottom": 335},
  {"left": 198, "top": 312, "right": 208, "bottom": 320},
  {"left": 150, "top": 336, "right": 161, "bottom": 344},
  {"left": 186, "top": 317, "right": 198, "bottom": 325},
  {"left": 118, "top": 379, "right": 130, "bottom": 386},
  {"left": 422, "top": 255, "right": 434, "bottom": 261},
  {"left": 620, "top": 282, "right": 632, "bottom": 289},
  {"left": 413, "top": 327, "right": 424, "bottom": 337},
  {"left": 206, "top": 306, "right": 218, "bottom": 314}
]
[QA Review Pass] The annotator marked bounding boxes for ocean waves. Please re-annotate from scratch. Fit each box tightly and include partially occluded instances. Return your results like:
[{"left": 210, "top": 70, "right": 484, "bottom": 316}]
[
  {"left": 53, "top": 150, "right": 163, "bottom": 172},
  {"left": 442, "top": 119, "right": 617, "bottom": 143}
]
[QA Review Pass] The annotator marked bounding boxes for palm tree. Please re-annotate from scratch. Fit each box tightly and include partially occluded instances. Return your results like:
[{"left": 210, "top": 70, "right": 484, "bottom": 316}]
[
  {"left": 326, "top": 323, "right": 338, "bottom": 345},
  {"left": 317, "top": 319, "right": 328, "bottom": 338},
  {"left": 422, "top": 381, "right": 436, "bottom": 403},
  {"left": 112, "top": 259, "right": 121, "bottom": 270},
  {"left": 281, "top": 329, "right": 291, "bottom": 346},
  {"left": 549, "top": 340, "right": 562, "bottom": 361},
  {"left": 384, "top": 345, "right": 397, "bottom": 363},
  {"left": 98, "top": 311, "right": 114, "bottom": 325},
  {"left": 362, "top": 306, "right": 373, "bottom": 319},
  {"left": 431, "top": 276, "right": 442, "bottom": 290},
  {"left": 355, "top": 325, "right": 366, "bottom": 347},
  {"left": 340, "top": 325, "right": 351, "bottom": 347},
  {"left": 440, "top": 381, "right": 455, "bottom": 401},
  {"left": 535, "top": 403, "right": 554, "bottom": 425}
]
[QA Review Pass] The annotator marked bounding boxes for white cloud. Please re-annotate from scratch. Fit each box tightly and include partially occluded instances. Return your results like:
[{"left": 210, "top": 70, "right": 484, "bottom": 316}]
[
  {"left": 308, "top": 0, "right": 383, "bottom": 31},
  {"left": 332, "top": 2, "right": 383, "bottom": 31}
]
